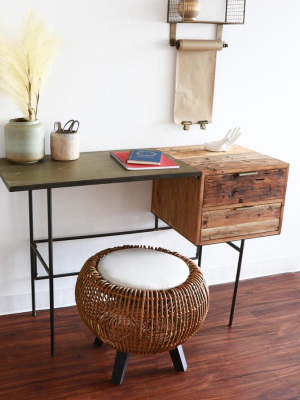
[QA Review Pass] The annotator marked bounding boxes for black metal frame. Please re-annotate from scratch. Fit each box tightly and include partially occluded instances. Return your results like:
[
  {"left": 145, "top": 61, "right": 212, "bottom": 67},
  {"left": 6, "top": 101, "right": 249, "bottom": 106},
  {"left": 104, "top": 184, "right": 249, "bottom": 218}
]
[
  {"left": 28, "top": 189, "right": 172, "bottom": 356},
  {"left": 28, "top": 189, "right": 246, "bottom": 357},
  {"left": 196, "top": 240, "right": 245, "bottom": 327}
]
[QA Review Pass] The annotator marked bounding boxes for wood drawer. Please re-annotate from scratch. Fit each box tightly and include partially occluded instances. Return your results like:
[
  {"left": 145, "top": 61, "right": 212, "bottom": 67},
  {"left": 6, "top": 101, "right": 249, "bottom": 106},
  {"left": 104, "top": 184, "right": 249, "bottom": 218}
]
[
  {"left": 201, "top": 203, "right": 281, "bottom": 241},
  {"left": 203, "top": 169, "right": 286, "bottom": 208}
]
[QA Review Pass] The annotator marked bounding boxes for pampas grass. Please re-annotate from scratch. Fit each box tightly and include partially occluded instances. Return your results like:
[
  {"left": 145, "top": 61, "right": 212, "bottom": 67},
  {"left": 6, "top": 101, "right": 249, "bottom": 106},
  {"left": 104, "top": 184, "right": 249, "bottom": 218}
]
[{"left": 0, "top": 13, "right": 60, "bottom": 121}]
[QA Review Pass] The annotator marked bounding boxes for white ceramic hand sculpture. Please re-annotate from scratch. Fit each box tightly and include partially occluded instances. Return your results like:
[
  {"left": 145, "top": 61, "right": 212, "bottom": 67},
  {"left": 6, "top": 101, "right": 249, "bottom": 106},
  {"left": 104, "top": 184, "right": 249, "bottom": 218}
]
[{"left": 203, "top": 127, "right": 242, "bottom": 152}]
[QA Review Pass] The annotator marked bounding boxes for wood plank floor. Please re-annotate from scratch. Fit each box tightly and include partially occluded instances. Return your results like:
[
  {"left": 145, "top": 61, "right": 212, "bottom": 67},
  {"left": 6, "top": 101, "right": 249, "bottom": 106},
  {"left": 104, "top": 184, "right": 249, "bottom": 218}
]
[{"left": 1, "top": 272, "right": 300, "bottom": 400}]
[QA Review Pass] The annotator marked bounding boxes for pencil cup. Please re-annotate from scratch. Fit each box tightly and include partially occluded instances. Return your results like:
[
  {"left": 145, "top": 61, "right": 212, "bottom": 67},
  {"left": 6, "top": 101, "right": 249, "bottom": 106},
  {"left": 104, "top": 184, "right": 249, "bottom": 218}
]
[{"left": 50, "top": 122, "right": 80, "bottom": 161}]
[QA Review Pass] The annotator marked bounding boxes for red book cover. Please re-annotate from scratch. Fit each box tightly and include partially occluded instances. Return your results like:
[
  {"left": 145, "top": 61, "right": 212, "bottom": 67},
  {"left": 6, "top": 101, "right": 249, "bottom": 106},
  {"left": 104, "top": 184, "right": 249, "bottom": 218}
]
[{"left": 110, "top": 151, "right": 179, "bottom": 171}]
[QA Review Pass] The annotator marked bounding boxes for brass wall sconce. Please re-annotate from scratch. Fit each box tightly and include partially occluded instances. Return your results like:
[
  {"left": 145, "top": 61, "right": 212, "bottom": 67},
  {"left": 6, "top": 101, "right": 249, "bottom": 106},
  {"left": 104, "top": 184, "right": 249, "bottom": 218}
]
[{"left": 168, "top": 0, "right": 246, "bottom": 130}]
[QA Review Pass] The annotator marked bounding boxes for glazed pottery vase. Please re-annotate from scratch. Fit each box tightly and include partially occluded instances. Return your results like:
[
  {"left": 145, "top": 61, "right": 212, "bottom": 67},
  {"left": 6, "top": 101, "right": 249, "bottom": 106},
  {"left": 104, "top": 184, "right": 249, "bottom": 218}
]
[
  {"left": 177, "top": 0, "right": 201, "bottom": 21},
  {"left": 4, "top": 118, "right": 45, "bottom": 164}
]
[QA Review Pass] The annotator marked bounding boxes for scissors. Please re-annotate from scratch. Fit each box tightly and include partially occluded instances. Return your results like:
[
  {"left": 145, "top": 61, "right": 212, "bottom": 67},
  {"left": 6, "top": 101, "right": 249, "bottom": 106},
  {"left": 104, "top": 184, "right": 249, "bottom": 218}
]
[{"left": 62, "top": 120, "right": 80, "bottom": 133}]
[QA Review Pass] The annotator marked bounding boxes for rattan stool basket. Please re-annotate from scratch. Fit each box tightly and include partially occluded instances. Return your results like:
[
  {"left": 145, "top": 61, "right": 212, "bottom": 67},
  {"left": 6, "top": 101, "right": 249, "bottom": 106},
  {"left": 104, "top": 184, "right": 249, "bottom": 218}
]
[{"left": 75, "top": 245, "right": 209, "bottom": 384}]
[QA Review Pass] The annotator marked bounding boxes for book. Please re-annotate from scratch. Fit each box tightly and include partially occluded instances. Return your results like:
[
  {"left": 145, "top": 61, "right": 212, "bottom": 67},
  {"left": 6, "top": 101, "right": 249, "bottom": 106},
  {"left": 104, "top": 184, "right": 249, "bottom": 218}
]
[
  {"left": 127, "top": 149, "right": 162, "bottom": 165},
  {"left": 110, "top": 151, "right": 179, "bottom": 171}
]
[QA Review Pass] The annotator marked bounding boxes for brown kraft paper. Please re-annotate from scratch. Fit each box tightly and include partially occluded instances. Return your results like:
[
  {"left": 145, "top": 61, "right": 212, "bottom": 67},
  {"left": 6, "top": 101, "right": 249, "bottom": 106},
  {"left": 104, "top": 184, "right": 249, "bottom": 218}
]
[{"left": 174, "top": 40, "right": 223, "bottom": 125}]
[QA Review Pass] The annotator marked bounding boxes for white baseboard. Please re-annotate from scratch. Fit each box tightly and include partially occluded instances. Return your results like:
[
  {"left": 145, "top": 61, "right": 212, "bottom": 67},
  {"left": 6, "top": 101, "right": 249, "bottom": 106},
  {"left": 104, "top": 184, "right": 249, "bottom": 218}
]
[
  {"left": 0, "top": 287, "right": 76, "bottom": 316},
  {"left": 204, "top": 253, "right": 300, "bottom": 286}
]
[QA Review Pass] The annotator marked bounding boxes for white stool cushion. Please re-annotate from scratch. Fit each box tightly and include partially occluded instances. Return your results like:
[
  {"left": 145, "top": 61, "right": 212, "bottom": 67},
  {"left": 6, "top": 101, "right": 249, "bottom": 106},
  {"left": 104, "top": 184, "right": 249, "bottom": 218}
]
[{"left": 98, "top": 248, "right": 190, "bottom": 290}]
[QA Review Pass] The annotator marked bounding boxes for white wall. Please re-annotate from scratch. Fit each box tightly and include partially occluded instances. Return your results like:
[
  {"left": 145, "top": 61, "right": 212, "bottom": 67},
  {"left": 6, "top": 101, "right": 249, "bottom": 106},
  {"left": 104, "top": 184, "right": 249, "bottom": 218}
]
[{"left": 0, "top": 0, "right": 299, "bottom": 315}]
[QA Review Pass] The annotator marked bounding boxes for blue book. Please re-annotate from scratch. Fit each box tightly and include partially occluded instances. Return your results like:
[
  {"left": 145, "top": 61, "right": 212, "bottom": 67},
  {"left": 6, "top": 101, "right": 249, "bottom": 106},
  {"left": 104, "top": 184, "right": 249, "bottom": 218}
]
[{"left": 127, "top": 149, "right": 162, "bottom": 165}]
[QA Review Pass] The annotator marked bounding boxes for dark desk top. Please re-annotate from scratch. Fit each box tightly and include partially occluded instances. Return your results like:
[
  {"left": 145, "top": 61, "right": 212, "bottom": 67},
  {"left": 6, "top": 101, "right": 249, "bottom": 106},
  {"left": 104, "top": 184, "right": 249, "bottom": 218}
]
[{"left": 0, "top": 151, "right": 200, "bottom": 192}]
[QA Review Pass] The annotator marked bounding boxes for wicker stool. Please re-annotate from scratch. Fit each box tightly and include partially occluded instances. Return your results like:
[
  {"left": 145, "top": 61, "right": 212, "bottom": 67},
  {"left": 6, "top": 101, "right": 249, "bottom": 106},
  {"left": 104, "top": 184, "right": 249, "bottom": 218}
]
[{"left": 75, "top": 245, "right": 209, "bottom": 385}]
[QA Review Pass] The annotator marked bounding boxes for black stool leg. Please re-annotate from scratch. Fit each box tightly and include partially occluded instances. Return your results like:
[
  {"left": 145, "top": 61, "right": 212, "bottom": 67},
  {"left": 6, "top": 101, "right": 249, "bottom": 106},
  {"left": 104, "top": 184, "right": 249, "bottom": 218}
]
[
  {"left": 169, "top": 345, "right": 187, "bottom": 372},
  {"left": 111, "top": 351, "right": 130, "bottom": 385},
  {"left": 94, "top": 337, "right": 103, "bottom": 347}
]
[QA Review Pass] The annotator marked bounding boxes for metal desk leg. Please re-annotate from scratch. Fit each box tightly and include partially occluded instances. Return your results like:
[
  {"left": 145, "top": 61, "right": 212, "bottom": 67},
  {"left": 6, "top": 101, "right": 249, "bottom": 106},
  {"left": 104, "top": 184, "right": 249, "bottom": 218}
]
[
  {"left": 47, "top": 189, "right": 55, "bottom": 357},
  {"left": 155, "top": 215, "right": 158, "bottom": 230},
  {"left": 229, "top": 239, "right": 245, "bottom": 327},
  {"left": 197, "top": 245, "right": 203, "bottom": 268},
  {"left": 28, "top": 191, "right": 36, "bottom": 317}
]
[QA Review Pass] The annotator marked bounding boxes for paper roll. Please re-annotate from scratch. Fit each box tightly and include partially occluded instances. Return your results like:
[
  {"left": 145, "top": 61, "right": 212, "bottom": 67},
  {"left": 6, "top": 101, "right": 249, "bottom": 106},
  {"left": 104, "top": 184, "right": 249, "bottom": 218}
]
[
  {"left": 174, "top": 40, "right": 223, "bottom": 126},
  {"left": 176, "top": 40, "right": 223, "bottom": 52}
]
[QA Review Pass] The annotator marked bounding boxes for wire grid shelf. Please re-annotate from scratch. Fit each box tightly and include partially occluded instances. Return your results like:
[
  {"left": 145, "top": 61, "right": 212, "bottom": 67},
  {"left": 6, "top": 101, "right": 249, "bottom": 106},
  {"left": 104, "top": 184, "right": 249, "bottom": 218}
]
[
  {"left": 226, "top": 0, "right": 245, "bottom": 23},
  {"left": 168, "top": 0, "right": 246, "bottom": 24},
  {"left": 168, "top": 0, "right": 184, "bottom": 22}
]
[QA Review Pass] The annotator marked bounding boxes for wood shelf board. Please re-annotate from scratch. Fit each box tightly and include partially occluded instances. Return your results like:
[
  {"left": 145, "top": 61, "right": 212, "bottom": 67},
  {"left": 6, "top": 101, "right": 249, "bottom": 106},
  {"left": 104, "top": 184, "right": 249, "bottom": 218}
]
[{"left": 157, "top": 145, "right": 289, "bottom": 174}]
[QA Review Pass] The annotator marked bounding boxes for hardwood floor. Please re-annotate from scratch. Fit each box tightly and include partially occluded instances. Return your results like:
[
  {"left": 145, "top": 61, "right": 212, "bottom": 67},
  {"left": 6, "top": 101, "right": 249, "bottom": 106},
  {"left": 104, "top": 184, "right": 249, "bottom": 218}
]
[{"left": 1, "top": 272, "right": 300, "bottom": 399}]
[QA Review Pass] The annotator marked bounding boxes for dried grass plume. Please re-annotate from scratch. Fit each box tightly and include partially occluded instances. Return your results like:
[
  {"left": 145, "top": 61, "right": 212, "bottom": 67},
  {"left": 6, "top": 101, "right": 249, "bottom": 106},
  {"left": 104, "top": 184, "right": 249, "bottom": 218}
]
[{"left": 0, "top": 13, "right": 60, "bottom": 121}]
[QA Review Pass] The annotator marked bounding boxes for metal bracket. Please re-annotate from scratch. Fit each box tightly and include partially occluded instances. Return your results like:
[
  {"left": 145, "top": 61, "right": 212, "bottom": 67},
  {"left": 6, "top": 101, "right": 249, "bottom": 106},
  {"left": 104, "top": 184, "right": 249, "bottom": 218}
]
[
  {"left": 170, "top": 23, "right": 177, "bottom": 47},
  {"left": 181, "top": 121, "right": 192, "bottom": 131},
  {"left": 180, "top": 120, "right": 208, "bottom": 131},
  {"left": 217, "top": 24, "right": 223, "bottom": 40},
  {"left": 198, "top": 120, "right": 208, "bottom": 130},
  {"left": 217, "top": 24, "right": 228, "bottom": 48}
]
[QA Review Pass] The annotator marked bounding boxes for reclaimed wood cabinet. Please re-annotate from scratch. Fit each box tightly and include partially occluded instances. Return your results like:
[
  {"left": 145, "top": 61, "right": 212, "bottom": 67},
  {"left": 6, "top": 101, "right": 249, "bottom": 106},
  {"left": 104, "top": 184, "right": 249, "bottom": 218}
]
[{"left": 151, "top": 145, "right": 289, "bottom": 246}]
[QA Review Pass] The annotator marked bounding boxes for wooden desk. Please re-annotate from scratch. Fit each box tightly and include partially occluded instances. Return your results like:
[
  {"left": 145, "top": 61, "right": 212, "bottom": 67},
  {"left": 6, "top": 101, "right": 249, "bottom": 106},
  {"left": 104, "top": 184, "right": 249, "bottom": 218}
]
[
  {"left": 152, "top": 145, "right": 289, "bottom": 245},
  {"left": 0, "top": 146, "right": 289, "bottom": 355},
  {"left": 0, "top": 151, "right": 199, "bottom": 357},
  {"left": 152, "top": 145, "right": 289, "bottom": 326}
]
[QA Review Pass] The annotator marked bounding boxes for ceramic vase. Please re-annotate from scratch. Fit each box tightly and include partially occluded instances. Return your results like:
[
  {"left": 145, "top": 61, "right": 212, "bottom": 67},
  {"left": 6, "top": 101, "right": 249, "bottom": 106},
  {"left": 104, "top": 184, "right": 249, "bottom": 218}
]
[
  {"left": 4, "top": 118, "right": 45, "bottom": 164},
  {"left": 177, "top": 0, "right": 201, "bottom": 21}
]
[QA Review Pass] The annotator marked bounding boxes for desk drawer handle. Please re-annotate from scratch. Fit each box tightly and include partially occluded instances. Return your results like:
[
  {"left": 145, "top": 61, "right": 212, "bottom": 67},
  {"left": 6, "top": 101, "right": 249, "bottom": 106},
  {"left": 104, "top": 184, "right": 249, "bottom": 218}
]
[
  {"left": 238, "top": 172, "right": 258, "bottom": 177},
  {"left": 235, "top": 206, "right": 254, "bottom": 211}
]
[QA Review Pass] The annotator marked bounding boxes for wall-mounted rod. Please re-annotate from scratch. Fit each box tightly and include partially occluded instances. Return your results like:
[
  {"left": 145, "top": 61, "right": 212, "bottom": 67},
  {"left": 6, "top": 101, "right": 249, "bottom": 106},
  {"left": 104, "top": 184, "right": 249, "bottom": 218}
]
[{"left": 170, "top": 23, "right": 228, "bottom": 48}]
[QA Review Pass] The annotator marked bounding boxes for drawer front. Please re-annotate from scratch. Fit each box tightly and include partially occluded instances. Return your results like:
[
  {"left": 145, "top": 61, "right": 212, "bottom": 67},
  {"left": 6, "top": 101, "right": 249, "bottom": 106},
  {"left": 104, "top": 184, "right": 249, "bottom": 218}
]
[
  {"left": 201, "top": 203, "right": 281, "bottom": 241},
  {"left": 203, "top": 169, "right": 286, "bottom": 208}
]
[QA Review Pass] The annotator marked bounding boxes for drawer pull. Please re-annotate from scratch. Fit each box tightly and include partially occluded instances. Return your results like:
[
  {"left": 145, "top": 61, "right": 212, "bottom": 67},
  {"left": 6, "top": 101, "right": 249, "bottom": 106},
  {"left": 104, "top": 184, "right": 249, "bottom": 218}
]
[
  {"left": 235, "top": 206, "right": 254, "bottom": 211},
  {"left": 238, "top": 172, "right": 258, "bottom": 177}
]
